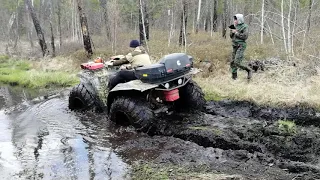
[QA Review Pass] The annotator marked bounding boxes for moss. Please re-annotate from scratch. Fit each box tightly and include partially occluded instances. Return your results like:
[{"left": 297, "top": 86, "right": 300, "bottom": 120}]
[{"left": 278, "top": 120, "right": 297, "bottom": 135}]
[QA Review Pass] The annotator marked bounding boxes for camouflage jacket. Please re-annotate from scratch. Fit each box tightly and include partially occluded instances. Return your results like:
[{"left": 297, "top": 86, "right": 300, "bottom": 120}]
[{"left": 230, "top": 23, "right": 249, "bottom": 45}]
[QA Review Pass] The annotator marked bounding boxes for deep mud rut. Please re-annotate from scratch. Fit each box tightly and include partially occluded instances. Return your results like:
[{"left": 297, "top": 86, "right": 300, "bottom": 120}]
[{"left": 1, "top": 86, "right": 319, "bottom": 179}]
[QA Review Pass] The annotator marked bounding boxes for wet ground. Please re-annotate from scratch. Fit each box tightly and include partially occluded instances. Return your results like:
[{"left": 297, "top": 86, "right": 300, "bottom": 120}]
[{"left": 1, "top": 86, "right": 320, "bottom": 180}]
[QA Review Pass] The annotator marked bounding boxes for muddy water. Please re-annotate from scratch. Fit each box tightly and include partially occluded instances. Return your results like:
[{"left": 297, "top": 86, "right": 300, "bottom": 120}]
[{"left": 0, "top": 86, "right": 129, "bottom": 180}]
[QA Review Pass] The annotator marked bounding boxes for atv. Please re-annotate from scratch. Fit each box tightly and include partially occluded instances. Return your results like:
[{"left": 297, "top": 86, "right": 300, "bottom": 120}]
[{"left": 68, "top": 53, "right": 206, "bottom": 132}]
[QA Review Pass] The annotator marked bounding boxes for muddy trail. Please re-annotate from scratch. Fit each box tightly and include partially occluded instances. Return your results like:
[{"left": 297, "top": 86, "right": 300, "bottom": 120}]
[
  {"left": 148, "top": 101, "right": 320, "bottom": 179},
  {"left": 0, "top": 87, "right": 319, "bottom": 179}
]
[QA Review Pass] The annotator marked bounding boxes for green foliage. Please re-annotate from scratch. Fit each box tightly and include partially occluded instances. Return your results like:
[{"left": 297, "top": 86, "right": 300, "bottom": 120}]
[{"left": 278, "top": 120, "right": 297, "bottom": 135}]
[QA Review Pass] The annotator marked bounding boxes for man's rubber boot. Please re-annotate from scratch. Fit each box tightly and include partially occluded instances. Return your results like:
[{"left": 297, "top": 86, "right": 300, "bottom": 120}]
[
  {"left": 247, "top": 69, "right": 252, "bottom": 79},
  {"left": 232, "top": 72, "right": 237, "bottom": 80}
]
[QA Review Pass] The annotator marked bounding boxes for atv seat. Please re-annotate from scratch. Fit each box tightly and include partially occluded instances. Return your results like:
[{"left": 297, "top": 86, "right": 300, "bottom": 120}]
[
  {"left": 108, "top": 69, "right": 137, "bottom": 90},
  {"left": 135, "top": 53, "right": 193, "bottom": 84}
]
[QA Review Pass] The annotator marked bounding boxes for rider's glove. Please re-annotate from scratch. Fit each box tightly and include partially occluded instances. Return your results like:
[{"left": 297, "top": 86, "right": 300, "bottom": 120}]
[{"left": 105, "top": 61, "right": 114, "bottom": 66}]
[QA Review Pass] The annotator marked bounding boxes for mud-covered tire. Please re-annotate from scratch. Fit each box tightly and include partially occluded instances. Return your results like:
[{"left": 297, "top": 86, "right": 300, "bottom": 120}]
[
  {"left": 109, "top": 97, "right": 154, "bottom": 133},
  {"left": 68, "top": 83, "right": 96, "bottom": 111},
  {"left": 177, "top": 80, "right": 206, "bottom": 111}
]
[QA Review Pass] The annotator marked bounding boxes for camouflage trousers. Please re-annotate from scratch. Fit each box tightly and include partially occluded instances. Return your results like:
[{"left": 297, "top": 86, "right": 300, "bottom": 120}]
[{"left": 230, "top": 43, "right": 250, "bottom": 73}]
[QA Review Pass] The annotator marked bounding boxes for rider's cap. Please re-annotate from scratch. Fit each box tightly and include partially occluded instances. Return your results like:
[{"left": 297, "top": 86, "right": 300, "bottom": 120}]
[{"left": 129, "top": 40, "right": 140, "bottom": 48}]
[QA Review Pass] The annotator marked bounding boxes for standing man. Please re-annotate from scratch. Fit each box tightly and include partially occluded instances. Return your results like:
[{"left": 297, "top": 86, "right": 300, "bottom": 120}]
[{"left": 229, "top": 14, "right": 252, "bottom": 80}]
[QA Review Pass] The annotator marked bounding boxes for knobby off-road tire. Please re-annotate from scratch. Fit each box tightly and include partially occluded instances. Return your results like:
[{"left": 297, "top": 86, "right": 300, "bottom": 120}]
[
  {"left": 109, "top": 97, "right": 154, "bottom": 133},
  {"left": 177, "top": 80, "right": 206, "bottom": 111},
  {"left": 68, "top": 83, "right": 96, "bottom": 111}
]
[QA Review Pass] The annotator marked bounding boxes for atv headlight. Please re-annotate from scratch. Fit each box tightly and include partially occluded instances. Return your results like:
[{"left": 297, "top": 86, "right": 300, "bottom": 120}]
[
  {"left": 164, "top": 83, "right": 170, "bottom": 89},
  {"left": 178, "top": 79, "right": 183, "bottom": 85}
]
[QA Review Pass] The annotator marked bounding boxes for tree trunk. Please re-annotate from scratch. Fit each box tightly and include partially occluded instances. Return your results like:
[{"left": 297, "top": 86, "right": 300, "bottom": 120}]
[
  {"left": 287, "top": 0, "right": 292, "bottom": 54},
  {"left": 222, "top": 0, "right": 227, "bottom": 38},
  {"left": 205, "top": 0, "right": 210, "bottom": 32},
  {"left": 139, "top": 0, "right": 149, "bottom": 45},
  {"left": 260, "top": 0, "right": 265, "bottom": 44},
  {"left": 212, "top": 0, "right": 218, "bottom": 32},
  {"left": 25, "top": 0, "right": 48, "bottom": 57},
  {"left": 72, "top": 0, "right": 75, "bottom": 41},
  {"left": 195, "top": 0, "right": 201, "bottom": 34},
  {"left": 76, "top": 0, "right": 93, "bottom": 57},
  {"left": 139, "top": 2, "right": 144, "bottom": 45},
  {"left": 144, "top": 2, "right": 149, "bottom": 40},
  {"left": 306, "top": 0, "right": 312, "bottom": 32},
  {"left": 281, "top": 0, "right": 287, "bottom": 54},
  {"left": 168, "top": 7, "right": 174, "bottom": 47},
  {"left": 57, "top": 0, "right": 62, "bottom": 48},
  {"left": 139, "top": 0, "right": 149, "bottom": 51},
  {"left": 99, "top": 0, "right": 111, "bottom": 41},
  {"left": 179, "top": 0, "right": 187, "bottom": 46},
  {"left": 291, "top": 1, "right": 298, "bottom": 57},
  {"left": 13, "top": 1, "right": 21, "bottom": 50},
  {"left": 50, "top": 21, "right": 55, "bottom": 57}
]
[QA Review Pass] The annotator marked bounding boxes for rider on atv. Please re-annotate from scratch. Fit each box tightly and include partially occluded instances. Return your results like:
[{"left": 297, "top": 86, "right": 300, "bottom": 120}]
[{"left": 106, "top": 40, "right": 152, "bottom": 90}]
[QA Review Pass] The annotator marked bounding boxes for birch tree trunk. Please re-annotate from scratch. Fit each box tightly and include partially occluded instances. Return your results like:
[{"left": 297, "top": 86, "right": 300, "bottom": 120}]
[
  {"left": 168, "top": 8, "right": 174, "bottom": 47},
  {"left": 139, "top": 4, "right": 143, "bottom": 45},
  {"left": 144, "top": 1, "right": 149, "bottom": 41},
  {"left": 195, "top": 0, "right": 201, "bottom": 34},
  {"left": 183, "top": 3, "right": 187, "bottom": 52},
  {"left": 291, "top": 1, "right": 298, "bottom": 57},
  {"left": 139, "top": 0, "right": 149, "bottom": 51},
  {"left": 76, "top": 0, "right": 93, "bottom": 57},
  {"left": 25, "top": 0, "right": 48, "bottom": 57},
  {"left": 7, "top": 13, "right": 16, "bottom": 48},
  {"left": 57, "top": 0, "right": 62, "bottom": 48},
  {"left": 260, "top": 0, "right": 265, "bottom": 44},
  {"left": 179, "top": 0, "right": 187, "bottom": 46},
  {"left": 287, "top": 0, "right": 292, "bottom": 54},
  {"left": 281, "top": 0, "right": 287, "bottom": 54}
]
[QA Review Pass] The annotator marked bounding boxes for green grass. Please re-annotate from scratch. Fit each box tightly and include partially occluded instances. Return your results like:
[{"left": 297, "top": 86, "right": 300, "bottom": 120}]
[{"left": 0, "top": 58, "right": 79, "bottom": 89}]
